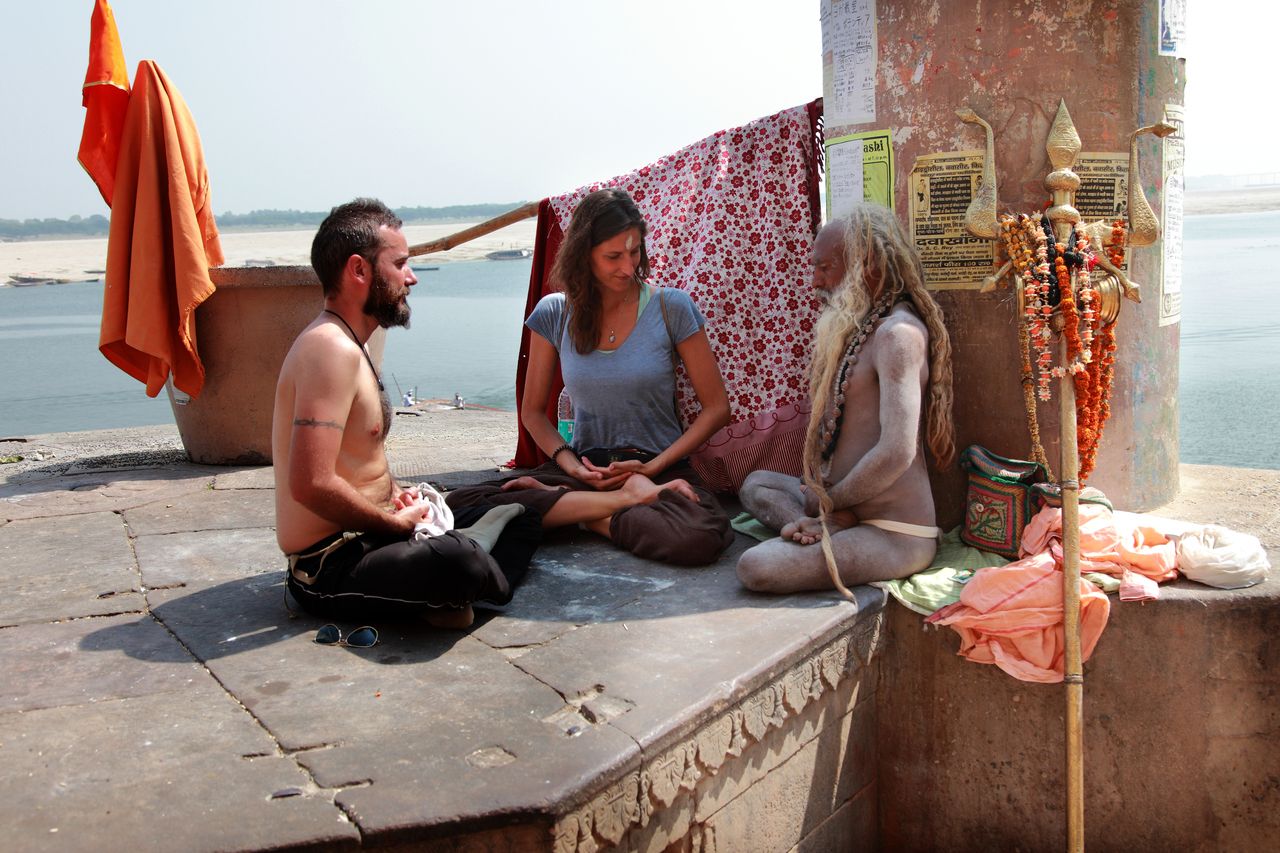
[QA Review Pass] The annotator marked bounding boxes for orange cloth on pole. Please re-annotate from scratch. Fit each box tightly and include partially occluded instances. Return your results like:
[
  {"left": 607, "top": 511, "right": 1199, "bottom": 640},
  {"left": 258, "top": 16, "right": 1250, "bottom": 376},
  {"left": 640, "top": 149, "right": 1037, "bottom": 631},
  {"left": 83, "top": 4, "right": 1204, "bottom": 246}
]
[
  {"left": 77, "top": 0, "right": 130, "bottom": 206},
  {"left": 100, "top": 60, "right": 224, "bottom": 398}
]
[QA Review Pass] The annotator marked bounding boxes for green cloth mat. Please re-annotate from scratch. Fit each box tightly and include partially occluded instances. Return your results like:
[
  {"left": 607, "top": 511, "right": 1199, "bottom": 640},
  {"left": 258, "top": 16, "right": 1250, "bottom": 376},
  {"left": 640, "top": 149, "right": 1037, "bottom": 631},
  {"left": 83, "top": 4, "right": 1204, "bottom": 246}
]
[
  {"left": 731, "top": 511, "right": 777, "bottom": 541},
  {"left": 730, "top": 512, "right": 1008, "bottom": 616},
  {"left": 870, "top": 529, "right": 1008, "bottom": 616}
]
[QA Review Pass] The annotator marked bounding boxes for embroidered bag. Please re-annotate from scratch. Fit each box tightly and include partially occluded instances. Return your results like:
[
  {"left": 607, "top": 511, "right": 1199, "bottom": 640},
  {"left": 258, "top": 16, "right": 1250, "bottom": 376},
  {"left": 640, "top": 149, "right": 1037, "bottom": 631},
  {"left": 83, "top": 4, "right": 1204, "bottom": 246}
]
[{"left": 959, "top": 445, "right": 1048, "bottom": 558}]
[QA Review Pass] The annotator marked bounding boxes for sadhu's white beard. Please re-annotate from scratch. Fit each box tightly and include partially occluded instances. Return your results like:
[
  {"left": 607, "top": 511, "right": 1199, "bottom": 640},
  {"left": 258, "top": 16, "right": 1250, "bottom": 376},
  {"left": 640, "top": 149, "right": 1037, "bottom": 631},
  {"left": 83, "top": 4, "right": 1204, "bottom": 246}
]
[{"left": 809, "top": 277, "right": 869, "bottom": 397}]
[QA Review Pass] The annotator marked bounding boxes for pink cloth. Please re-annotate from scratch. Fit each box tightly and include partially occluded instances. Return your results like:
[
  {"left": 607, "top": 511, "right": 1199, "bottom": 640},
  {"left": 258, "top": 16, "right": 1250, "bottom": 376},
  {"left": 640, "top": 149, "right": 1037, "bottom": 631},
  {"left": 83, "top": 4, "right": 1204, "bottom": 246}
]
[
  {"left": 927, "top": 505, "right": 1179, "bottom": 683},
  {"left": 927, "top": 553, "right": 1111, "bottom": 684},
  {"left": 544, "top": 101, "right": 824, "bottom": 492},
  {"left": 1020, "top": 504, "right": 1178, "bottom": 582}
]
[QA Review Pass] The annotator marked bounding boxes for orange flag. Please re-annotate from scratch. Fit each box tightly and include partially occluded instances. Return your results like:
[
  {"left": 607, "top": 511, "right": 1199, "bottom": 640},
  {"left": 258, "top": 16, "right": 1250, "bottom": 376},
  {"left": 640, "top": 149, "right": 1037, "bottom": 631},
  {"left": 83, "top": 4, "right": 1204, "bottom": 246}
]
[
  {"left": 77, "top": 0, "right": 130, "bottom": 207},
  {"left": 100, "top": 61, "right": 224, "bottom": 398}
]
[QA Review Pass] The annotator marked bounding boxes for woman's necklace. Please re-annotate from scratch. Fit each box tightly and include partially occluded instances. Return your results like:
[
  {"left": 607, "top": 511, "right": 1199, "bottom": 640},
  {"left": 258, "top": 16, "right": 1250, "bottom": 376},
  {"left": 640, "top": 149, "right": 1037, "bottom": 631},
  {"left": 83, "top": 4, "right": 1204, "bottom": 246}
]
[
  {"left": 817, "top": 291, "right": 900, "bottom": 463},
  {"left": 606, "top": 286, "right": 638, "bottom": 345},
  {"left": 324, "top": 309, "right": 384, "bottom": 391}
]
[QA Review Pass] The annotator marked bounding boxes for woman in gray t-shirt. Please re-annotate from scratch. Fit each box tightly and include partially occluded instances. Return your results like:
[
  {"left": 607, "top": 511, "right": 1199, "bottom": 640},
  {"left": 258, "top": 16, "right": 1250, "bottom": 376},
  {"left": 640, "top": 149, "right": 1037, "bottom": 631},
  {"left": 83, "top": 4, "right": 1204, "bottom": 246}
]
[{"left": 445, "top": 189, "right": 734, "bottom": 566}]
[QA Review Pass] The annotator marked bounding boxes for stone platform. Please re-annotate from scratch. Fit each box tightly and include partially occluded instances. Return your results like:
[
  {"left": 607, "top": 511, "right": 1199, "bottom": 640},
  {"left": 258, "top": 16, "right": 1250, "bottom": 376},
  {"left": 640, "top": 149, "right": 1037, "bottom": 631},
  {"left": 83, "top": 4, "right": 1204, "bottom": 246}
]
[{"left": 0, "top": 410, "right": 1275, "bottom": 851}]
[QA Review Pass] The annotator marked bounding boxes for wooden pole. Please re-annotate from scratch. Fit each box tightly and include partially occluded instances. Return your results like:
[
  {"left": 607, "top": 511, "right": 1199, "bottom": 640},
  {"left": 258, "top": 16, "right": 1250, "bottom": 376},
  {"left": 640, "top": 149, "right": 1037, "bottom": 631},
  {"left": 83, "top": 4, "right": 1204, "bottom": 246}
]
[
  {"left": 1059, "top": 336, "right": 1085, "bottom": 853},
  {"left": 406, "top": 201, "right": 540, "bottom": 259},
  {"left": 1043, "top": 99, "right": 1086, "bottom": 852}
]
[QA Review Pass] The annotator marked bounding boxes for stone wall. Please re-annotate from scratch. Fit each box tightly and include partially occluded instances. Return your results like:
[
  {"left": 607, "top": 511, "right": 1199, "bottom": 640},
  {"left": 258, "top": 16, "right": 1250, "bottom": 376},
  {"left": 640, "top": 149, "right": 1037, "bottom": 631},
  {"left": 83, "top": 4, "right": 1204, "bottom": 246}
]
[{"left": 877, "top": 577, "right": 1280, "bottom": 851}]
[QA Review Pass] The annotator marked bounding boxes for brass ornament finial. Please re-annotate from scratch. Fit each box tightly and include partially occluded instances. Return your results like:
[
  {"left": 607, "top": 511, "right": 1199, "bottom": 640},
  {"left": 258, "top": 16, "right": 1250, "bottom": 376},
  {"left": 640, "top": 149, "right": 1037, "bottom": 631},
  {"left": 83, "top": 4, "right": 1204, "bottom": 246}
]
[
  {"left": 960, "top": 100, "right": 1168, "bottom": 305},
  {"left": 958, "top": 107, "right": 1000, "bottom": 240},
  {"left": 1046, "top": 100, "right": 1082, "bottom": 170}
]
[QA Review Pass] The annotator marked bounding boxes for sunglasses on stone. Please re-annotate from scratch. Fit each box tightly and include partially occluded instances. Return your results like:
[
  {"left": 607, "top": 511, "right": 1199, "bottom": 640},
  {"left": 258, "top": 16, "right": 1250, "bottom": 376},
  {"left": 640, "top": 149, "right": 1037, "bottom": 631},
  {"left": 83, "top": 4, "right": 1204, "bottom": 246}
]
[{"left": 313, "top": 624, "right": 379, "bottom": 648}]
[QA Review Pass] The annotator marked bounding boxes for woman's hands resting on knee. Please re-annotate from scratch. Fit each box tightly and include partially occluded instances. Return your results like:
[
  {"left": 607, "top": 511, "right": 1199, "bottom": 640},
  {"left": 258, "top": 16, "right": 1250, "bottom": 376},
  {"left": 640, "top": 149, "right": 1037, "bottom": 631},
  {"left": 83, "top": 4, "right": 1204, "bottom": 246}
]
[{"left": 560, "top": 450, "right": 633, "bottom": 490}]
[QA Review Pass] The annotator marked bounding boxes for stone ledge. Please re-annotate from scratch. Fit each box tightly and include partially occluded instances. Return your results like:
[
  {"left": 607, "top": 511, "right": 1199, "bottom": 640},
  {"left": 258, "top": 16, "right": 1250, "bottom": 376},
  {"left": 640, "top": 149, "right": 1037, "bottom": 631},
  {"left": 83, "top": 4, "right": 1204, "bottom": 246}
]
[
  {"left": 552, "top": 611, "right": 884, "bottom": 852},
  {"left": 878, "top": 574, "right": 1280, "bottom": 851}
]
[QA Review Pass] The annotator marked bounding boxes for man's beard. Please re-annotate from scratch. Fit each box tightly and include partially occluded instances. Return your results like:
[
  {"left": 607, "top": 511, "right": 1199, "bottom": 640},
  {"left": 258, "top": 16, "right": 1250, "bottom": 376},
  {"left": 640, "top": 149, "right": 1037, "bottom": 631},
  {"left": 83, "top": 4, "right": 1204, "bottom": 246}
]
[{"left": 364, "top": 267, "right": 411, "bottom": 328}]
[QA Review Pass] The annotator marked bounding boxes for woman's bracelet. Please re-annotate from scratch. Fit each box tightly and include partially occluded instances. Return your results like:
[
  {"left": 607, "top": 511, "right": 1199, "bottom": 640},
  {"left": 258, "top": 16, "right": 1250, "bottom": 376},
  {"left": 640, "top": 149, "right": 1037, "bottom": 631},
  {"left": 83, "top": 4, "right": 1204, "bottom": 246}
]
[{"left": 549, "top": 444, "right": 574, "bottom": 466}]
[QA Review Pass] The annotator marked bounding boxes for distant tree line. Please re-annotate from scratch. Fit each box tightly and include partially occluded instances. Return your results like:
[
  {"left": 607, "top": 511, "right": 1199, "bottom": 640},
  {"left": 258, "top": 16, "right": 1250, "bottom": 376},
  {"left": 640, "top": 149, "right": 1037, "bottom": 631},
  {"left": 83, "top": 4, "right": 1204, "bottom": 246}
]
[
  {"left": 0, "top": 202, "right": 528, "bottom": 240},
  {"left": 0, "top": 214, "right": 111, "bottom": 239}
]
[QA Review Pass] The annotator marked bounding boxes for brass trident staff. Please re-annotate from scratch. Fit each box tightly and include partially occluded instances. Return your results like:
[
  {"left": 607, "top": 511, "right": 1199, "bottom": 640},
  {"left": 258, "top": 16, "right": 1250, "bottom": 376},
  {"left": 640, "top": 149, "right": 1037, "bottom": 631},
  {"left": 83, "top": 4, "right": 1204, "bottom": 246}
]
[{"left": 960, "top": 99, "right": 1173, "bottom": 853}]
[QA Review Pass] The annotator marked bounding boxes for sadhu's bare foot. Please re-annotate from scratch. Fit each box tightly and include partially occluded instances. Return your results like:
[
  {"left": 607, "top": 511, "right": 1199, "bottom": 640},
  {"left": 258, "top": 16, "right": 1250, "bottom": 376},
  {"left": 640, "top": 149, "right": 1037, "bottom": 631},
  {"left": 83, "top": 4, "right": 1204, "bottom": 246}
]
[
  {"left": 501, "top": 476, "right": 560, "bottom": 492},
  {"left": 621, "top": 474, "right": 700, "bottom": 505},
  {"left": 781, "top": 510, "right": 857, "bottom": 546},
  {"left": 781, "top": 516, "right": 824, "bottom": 545}
]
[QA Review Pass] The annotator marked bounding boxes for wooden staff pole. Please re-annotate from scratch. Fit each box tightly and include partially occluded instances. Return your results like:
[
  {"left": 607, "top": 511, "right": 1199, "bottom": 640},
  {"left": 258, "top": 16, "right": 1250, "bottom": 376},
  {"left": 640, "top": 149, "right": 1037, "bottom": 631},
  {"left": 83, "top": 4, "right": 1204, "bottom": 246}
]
[
  {"left": 1058, "top": 334, "right": 1085, "bottom": 852},
  {"left": 1043, "top": 99, "right": 1086, "bottom": 851},
  {"left": 406, "top": 201, "right": 540, "bottom": 259}
]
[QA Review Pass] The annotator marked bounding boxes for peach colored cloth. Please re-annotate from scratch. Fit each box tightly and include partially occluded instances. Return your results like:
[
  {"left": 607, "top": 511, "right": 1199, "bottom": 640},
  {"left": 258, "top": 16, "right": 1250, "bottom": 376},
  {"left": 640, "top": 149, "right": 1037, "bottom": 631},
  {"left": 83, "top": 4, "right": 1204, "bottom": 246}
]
[
  {"left": 926, "top": 552, "right": 1111, "bottom": 684},
  {"left": 926, "top": 504, "right": 1179, "bottom": 683},
  {"left": 77, "top": 0, "right": 130, "bottom": 206},
  {"left": 99, "top": 60, "right": 223, "bottom": 398},
  {"left": 1020, "top": 504, "right": 1178, "bottom": 583}
]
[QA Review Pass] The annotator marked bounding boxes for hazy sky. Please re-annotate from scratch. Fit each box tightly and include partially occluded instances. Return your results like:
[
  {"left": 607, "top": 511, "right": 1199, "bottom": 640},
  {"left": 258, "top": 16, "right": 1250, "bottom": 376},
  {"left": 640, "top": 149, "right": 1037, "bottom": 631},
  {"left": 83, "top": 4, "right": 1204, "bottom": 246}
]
[{"left": 0, "top": 1, "right": 1263, "bottom": 221}]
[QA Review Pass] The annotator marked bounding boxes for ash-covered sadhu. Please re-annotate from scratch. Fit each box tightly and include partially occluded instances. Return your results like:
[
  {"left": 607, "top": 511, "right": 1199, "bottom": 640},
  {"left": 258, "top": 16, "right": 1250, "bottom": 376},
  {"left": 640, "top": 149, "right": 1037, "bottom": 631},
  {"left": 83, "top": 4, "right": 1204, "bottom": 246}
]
[{"left": 737, "top": 203, "right": 955, "bottom": 595}]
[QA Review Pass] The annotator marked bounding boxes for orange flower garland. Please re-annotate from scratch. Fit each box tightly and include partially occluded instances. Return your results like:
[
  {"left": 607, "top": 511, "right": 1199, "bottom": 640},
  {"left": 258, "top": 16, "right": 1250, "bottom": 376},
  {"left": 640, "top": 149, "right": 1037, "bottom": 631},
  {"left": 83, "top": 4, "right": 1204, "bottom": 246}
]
[
  {"left": 1106, "top": 218, "right": 1126, "bottom": 268},
  {"left": 998, "top": 214, "right": 1120, "bottom": 483},
  {"left": 1078, "top": 322, "right": 1119, "bottom": 481}
]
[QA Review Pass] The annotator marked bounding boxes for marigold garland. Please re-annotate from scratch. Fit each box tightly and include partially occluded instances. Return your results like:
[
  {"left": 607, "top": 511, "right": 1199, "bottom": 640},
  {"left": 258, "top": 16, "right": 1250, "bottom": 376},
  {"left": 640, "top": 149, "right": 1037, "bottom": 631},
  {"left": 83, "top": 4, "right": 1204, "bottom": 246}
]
[{"left": 997, "top": 213, "right": 1121, "bottom": 483}]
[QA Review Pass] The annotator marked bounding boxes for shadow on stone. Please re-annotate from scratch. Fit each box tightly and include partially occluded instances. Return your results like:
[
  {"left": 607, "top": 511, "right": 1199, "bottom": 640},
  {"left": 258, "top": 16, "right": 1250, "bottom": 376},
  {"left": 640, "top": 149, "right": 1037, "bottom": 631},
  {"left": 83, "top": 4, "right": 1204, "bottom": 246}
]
[{"left": 79, "top": 573, "right": 469, "bottom": 667}]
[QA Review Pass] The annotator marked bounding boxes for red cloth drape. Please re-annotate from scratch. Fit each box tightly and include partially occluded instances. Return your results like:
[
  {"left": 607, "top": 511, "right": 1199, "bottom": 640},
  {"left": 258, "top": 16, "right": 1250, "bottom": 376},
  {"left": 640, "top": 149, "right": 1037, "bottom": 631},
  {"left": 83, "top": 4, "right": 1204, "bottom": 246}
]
[
  {"left": 77, "top": 0, "right": 130, "bottom": 207},
  {"left": 510, "top": 200, "right": 565, "bottom": 467},
  {"left": 99, "top": 61, "right": 224, "bottom": 398}
]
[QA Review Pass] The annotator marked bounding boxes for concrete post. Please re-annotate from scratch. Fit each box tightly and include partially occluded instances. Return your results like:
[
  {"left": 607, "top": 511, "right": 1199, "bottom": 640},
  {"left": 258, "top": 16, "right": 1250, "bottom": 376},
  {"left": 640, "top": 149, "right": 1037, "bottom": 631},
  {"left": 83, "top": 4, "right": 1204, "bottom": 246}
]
[{"left": 824, "top": 0, "right": 1185, "bottom": 522}]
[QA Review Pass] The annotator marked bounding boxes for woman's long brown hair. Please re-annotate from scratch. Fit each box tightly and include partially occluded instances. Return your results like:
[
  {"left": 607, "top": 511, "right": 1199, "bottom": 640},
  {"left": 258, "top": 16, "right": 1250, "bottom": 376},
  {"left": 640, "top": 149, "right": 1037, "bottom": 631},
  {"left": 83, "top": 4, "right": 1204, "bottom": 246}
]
[{"left": 549, "top": 188, "right": 650, "bottom": 354}]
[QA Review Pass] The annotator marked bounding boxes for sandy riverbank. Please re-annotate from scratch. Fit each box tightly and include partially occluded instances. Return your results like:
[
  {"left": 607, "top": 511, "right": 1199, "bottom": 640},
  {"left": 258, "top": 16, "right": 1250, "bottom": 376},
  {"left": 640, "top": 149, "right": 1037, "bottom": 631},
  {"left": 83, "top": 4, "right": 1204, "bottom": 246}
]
[
  {"left": 4, "top": 187, "right": 1278, "bottom": 285},
  {"left": 0, "top": 218, "right": 537, "bottom": 285},
  {"left": 1181, "top": 185, "right": 1280, "bottom": 215}
]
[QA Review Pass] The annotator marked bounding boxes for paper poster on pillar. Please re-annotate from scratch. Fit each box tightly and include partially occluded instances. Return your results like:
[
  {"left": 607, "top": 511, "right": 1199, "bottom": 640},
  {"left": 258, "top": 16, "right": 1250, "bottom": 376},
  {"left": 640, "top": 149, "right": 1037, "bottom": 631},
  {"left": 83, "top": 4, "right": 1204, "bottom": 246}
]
[
  {"left": 1159, "top": 104, "right": 1185, "bottom": 327},
  {"left": 1074, "top": 153, "right": 1131, "bottom": 274},
  {"left": 820, "top": 0, "right": 877, "bottom": 133},
  {"left": 825, "top": 130, "right": 893, "bottom": 221},
  {"left": 907, "top": 151, "right": 993, "bottom": 290},
  {"left": 1159, "top": 0, "right": 1186, "bottom": 57}
]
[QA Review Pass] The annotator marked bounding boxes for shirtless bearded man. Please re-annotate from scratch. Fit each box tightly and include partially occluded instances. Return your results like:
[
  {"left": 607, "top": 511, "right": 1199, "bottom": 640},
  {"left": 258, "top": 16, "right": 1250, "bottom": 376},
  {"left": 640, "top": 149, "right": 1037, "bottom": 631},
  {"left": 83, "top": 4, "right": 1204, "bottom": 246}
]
[
  {"left": 273, "top": 199, "right": 541, "bottom": 625},
  {"left": 737, "top": 205, "right": 955, "bottom": 594}
]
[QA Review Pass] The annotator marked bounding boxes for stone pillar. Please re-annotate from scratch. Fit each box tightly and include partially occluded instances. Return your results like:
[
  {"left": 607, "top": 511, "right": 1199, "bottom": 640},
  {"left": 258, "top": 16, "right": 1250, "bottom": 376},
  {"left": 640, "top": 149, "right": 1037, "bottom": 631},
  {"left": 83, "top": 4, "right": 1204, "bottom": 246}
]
[{"left": 824, "top": 0, "right": 1184, "bottom": 522}]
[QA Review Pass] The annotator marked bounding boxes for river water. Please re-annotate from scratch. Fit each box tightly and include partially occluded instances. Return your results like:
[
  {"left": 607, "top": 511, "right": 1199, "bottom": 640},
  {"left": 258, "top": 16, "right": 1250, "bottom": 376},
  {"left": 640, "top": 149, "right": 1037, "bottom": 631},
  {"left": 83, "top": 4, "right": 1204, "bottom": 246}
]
[{"left": 0, "top": 215, "right": 1275, "bottom": 470}]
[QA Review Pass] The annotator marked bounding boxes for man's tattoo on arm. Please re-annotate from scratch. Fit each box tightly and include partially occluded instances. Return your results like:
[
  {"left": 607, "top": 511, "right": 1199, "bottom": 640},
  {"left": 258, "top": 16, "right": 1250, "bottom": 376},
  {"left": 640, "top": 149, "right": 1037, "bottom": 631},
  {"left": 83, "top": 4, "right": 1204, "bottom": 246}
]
[{"left": 294, "top": 417, "right": 343, "bottom": 431}]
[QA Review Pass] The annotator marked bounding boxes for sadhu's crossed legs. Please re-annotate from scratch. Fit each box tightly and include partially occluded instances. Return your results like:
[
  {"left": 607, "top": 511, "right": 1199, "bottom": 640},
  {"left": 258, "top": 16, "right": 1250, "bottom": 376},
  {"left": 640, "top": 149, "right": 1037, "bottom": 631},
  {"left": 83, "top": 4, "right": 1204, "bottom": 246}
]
[
  {"left": 738, "top": 470, "right": 857, "bottom": 545},
  {"left": 737, "top": 470, "right": 935, "bottom": 592}
]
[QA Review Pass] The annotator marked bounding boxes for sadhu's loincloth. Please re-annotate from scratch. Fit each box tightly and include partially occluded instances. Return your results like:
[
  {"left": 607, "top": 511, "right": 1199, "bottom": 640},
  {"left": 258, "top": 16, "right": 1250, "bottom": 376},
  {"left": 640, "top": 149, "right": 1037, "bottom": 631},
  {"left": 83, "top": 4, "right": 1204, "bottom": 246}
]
[
  {"left": 861, "top": 518, "right": 943, "bottom": 540},
  {"left": 446, "top": 453, "right": 733, "bottom": 567}
]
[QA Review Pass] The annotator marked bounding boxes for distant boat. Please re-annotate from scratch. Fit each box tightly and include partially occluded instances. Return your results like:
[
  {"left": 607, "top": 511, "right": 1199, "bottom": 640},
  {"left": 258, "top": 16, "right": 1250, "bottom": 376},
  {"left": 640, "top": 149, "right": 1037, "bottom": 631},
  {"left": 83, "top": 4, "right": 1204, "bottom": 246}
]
[
  {"left": 485, "top": 248, "right": 532, "bottom": 261},
  {"left": 8, "top": 275, "right": 76, "bottom": 286},
  {"left": 410, "top": 264, "right": 440, "bottom": 272}
]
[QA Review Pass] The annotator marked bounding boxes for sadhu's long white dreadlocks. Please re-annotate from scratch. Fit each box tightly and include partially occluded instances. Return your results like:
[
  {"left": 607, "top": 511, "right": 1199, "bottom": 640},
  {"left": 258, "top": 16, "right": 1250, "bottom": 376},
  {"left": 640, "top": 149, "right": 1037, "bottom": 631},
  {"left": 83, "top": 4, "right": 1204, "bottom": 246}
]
[{"left": 802, "top": 205, "right": 955, "bottom": 598}]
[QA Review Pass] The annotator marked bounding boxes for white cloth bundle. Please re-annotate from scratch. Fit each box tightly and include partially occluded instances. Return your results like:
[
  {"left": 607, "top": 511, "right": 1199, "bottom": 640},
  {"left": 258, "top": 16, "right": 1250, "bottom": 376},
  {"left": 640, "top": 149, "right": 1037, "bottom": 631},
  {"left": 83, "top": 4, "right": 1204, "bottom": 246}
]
[{"left": 1177, "top": 525, "right": 1270, "bottom": 589}]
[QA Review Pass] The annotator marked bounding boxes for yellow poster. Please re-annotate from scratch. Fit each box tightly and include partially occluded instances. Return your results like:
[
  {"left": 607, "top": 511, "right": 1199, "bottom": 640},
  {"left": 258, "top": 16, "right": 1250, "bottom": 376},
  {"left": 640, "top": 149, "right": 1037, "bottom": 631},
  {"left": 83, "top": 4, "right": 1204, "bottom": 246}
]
[
  {"left": 908, "top": 150, "right": 994, "bottom": 290},
  {"left": 825, "top": 129, "right": 894, "bottom": 219}
]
